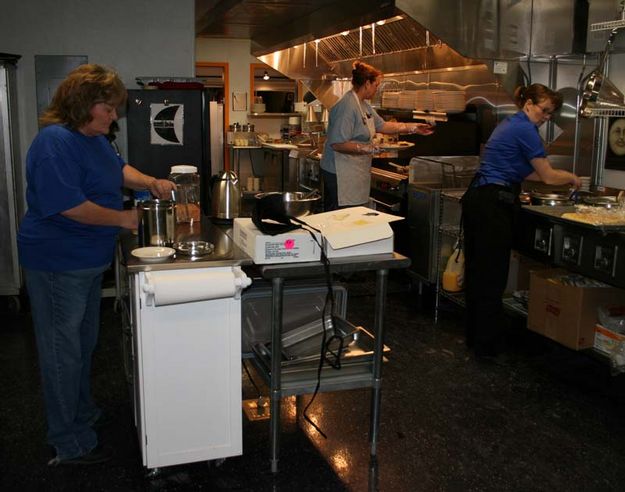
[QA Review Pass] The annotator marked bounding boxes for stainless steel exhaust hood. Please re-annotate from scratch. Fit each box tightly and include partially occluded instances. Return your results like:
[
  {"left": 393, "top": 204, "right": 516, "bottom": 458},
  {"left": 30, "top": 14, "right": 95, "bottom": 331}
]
[{"left": 247, "top": 0, "right": 591, "bottom": 108}]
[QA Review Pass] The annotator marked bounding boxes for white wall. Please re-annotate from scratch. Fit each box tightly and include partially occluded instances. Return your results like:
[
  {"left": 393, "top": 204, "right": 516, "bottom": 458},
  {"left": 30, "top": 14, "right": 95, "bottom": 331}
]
[
  {"left": 0, "top": 0, "right": 195, "bottom": 163},
  {"left": 195, "top": 37, "right": 285, "bottom": 137}
]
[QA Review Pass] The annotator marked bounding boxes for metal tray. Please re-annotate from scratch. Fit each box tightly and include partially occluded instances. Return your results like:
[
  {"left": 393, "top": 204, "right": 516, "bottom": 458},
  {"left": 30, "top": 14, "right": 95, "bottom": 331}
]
[{"left": 253, "top": 317, "right": 390, "bottom": 369}]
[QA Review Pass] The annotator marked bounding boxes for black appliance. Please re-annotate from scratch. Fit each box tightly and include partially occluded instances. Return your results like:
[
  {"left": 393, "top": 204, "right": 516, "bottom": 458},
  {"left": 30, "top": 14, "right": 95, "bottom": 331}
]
[{"left": 126, "top": 89, "right": 212, "bottom": 215}]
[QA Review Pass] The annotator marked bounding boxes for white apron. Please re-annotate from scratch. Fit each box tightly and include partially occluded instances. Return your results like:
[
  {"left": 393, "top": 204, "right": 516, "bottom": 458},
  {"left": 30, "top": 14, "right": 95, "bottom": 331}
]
[{"left": 335, "top": 91, "right": 376, "bottom": 207}]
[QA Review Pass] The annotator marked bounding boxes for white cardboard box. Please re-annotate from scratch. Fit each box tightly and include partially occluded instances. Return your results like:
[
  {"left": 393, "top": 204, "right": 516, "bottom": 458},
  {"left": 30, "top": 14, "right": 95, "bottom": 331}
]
[
  {"left": 300, "top": 206, "right": 403, "bottom": 258},
  {"left": 233, "top": 218, "right": 321, "bottom": 264}
]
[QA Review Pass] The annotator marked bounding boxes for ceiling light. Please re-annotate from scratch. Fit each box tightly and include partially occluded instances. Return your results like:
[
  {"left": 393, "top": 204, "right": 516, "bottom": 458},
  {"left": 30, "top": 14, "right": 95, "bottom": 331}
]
[{"left": 262, "top": 71, "right": 270, "bottom": 81}]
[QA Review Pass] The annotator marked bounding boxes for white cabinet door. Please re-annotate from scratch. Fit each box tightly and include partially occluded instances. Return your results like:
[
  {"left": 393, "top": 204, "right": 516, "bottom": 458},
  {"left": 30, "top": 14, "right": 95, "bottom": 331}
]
[{"left": 133, "top": 268, "right": 242, "bottom": 468}]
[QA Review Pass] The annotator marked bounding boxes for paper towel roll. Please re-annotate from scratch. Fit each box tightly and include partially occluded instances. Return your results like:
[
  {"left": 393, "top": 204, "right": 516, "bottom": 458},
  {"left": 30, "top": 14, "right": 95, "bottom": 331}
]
[{"left": 144, "top": 270, "right": 240, "bottom": 306}]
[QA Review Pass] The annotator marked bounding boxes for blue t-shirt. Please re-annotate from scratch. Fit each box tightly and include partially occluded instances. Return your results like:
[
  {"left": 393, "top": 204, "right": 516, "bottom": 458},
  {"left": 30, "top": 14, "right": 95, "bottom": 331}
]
[
  {"left": 18, "top": 125, "right": 125, "bottom": 271},
  {"left": 320, "top": 91, "right": 385, "bottom": 173},
  {"left": 477, "top": 111, "right": 546, "bottom": 186}
]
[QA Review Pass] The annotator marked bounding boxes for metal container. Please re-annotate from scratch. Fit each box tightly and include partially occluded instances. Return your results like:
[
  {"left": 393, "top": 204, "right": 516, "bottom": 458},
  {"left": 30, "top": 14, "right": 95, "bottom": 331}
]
[
  {"left": 137, "top": 199, "right": 176, "bottom": 246},
  {"left": 208, "top": 170, "right": 241, "bottom": 221},
  {"left": 581, "top": 196, "right": 619, "bottom": 209},
  {"left": 530, "top": 192, "right": 572, "bottom": 206},
  {"left": 254, "top": 191, "right": 321, "bottom": 217}
]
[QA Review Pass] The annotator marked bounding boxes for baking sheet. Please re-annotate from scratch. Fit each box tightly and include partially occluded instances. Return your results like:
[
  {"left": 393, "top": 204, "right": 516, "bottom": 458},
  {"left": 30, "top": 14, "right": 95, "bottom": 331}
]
[{"left": 253, "top": 317, "right": 390, "bottom": 369}]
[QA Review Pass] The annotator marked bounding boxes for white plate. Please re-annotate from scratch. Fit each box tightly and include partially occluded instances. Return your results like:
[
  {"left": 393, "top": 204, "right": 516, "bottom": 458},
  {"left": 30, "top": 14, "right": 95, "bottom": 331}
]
[{"left": 131, "top": 246, "right": 175, "bottom": 263}]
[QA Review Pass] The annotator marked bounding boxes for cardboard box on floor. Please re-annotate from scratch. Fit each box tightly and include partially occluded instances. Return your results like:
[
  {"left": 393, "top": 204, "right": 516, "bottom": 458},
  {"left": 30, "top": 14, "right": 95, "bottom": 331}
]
[
  {"left": 506, "top": 250, "right": 552, "bottom": 294},
  {"left": 300, "top": 206, "right": 402, "bottom": 258},
  {"left": 528, "top": 269, "right": 625, "bottom": 350}
]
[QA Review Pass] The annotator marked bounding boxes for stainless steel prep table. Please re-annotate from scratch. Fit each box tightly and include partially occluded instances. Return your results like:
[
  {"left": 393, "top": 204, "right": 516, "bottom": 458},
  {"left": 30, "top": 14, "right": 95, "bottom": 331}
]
[
  {"left": 256, "top": 252, "right": 410, "bottom": 473},
  {"left": 121, "top": 217, "right": 253, "bottom": 272}
]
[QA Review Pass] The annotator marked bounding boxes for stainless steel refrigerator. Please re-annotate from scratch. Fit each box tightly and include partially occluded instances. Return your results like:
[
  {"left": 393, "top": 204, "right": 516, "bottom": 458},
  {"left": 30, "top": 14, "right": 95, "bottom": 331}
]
[
  {"left": 126, "top": 88, "right": 218, "bottom": 216},
  {"left": 0, "top": 53, "right": 23, "bottom": 298}
]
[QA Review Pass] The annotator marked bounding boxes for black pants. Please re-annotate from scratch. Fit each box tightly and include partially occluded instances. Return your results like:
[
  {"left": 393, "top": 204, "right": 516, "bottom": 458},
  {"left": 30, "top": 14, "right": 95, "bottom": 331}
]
[
  {"left": 321, "top": 169, "right": 338, "bottom": 211},
  {"left": 461, "top": 184, "right": 519, "bottom": 355}
]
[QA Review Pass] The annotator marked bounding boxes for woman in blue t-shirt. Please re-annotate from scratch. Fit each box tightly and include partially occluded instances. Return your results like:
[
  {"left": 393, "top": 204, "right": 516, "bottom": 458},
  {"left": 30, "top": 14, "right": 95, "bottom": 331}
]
[
  {"left": 461, "top": 84, "right": 581, "bottom": 358},
  {"left": 17, "top": 64, "right": 176, "bottom": 466}
]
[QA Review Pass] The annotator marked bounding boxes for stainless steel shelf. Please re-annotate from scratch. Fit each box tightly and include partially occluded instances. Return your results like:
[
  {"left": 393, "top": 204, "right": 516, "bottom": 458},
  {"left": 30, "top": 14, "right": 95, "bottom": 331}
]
[
  {"left": 590, "top": 19, "right": 625, "bottom": 32},
  {"left": 248, "top": 112, "right": 302, "bottom": 117}
]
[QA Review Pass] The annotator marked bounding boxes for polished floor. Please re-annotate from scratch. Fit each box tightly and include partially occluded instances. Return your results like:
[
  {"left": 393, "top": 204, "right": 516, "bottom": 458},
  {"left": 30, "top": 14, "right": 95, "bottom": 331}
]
[{"left": 2, "top": 272, "right": 625, "bottom": 491}]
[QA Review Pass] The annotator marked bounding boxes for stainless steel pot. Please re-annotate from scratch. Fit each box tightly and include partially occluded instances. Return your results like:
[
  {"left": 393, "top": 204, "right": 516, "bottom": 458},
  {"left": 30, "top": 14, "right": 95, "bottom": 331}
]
[
  {"left": 137, "top": 199, "right": 176, "bottom": 246},
  {"left": 529, "top": 192, "right": 572, "bottom": 206}
]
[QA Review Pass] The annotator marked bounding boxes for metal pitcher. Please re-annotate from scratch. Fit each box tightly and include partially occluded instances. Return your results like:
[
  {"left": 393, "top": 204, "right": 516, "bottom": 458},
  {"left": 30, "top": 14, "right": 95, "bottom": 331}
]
[{"left": 208, "top": 170, "right": 240, "bottom": 221}]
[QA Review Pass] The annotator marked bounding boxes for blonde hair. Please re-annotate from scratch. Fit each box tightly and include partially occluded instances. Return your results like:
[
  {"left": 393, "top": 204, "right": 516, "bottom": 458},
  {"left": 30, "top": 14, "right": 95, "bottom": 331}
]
[{"left": 39, "top": 64, "right": 127, "bottom": 129}]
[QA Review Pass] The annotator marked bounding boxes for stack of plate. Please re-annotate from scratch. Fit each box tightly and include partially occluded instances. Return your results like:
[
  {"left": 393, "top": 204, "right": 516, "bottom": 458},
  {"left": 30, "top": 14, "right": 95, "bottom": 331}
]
[
  {"left": 398, "top": 90, "right": 418, "bottom": 109},
  {"left": 433, "top": 90, "right": 466, "bottom": 113},
  {"left": 414, "top": 90, "right": 435, "bottom": 111},
  {"left": 381, "top": 91, "right": 400, "bottom": 108}
]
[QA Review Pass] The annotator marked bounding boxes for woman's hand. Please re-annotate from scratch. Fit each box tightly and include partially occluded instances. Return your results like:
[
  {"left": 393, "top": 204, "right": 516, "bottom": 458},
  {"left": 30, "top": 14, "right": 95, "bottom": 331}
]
[
  {"left": 123, "top": 165, "right": 177, "bottom": 199},
  {"left": 405, "top": 123, "right": 435, "bottom": 135},
  {"left": 148, "top": 178, "right": 177, "bottom": 200},
  {"left": 380, "top": 121, "right": 434, "bottom": 136}
]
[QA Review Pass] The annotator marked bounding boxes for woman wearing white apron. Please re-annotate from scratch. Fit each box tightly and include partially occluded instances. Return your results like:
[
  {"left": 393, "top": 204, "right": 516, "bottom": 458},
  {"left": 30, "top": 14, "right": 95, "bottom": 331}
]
[{"left": 320, "top": 61, "right": 434, "bottom": 211}]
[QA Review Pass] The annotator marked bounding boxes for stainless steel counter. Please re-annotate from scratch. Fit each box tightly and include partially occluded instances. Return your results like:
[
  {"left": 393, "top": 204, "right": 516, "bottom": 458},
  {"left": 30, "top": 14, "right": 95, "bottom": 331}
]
[{"left": 120, "top": 215, "right": 253, "bottom": 272}]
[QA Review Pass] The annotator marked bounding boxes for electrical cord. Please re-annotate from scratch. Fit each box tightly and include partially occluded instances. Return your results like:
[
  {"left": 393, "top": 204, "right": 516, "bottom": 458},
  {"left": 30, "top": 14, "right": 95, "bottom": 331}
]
[{"left": 287, "top": 220, "right": 344, "bottom": 438}]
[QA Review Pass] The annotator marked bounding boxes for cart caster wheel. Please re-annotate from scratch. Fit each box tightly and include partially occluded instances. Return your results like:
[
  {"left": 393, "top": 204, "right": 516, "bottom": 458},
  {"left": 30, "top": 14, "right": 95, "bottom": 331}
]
[
  {"left": 208, "top": 457, "right": 226, "bottom": 468},
  {"left": 145, "top": 467, "right": 161, "bottom": 479}
]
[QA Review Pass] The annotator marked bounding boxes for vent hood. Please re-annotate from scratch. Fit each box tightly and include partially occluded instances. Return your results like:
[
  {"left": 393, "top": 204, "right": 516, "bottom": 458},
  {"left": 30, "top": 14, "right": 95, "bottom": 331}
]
[{"left": 249, "top": 0, "right": 590, "bottom": 108}]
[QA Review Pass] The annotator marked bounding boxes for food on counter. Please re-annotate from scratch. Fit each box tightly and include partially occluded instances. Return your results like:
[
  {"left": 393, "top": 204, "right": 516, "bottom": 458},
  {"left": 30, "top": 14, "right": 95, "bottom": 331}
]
[{"left": 561, "top": 210, "right": 625, "bottom": 225}]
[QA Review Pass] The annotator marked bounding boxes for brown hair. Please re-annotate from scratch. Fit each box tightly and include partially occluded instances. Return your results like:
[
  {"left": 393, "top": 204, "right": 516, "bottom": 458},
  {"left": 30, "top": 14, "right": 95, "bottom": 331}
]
[
  {"left": 351, "top": 61, "right": 383, "bottom": 89},
  {"left": 513, "top": 83, "right": 563, "bottom": 111},
  {"left": 39, "top": 64, "right": 127, "bottom": 129}
]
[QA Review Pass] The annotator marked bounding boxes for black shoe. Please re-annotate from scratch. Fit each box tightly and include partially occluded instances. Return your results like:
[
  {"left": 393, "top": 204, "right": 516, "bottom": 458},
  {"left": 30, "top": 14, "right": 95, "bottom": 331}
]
[{"left": 48, "top": 445, "right": 113, "bottom": 466}]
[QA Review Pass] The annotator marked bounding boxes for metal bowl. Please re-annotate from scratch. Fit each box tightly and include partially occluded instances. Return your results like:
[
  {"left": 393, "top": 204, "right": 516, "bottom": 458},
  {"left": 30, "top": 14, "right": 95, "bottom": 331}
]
[
  {"left": 581, "top": 195, "right": 619, "bottom": 209},
  {"left": 173, "top": 240, "right": 214, "bottom": 258},
  {"left": 254, "top": 191, "right": 321, "bottom": 217},
  {"left": 529, "top": 192, "right": 572, "bottom": 206}
]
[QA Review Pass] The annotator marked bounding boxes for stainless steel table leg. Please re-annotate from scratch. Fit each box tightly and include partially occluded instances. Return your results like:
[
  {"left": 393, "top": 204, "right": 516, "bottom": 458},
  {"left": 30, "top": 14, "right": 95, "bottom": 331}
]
[
  {"left": 369, "top": 268, "right": 388, "bottom": 457},
  {"left": 269, "top": 277, "right": 284, "bottom": 473}
]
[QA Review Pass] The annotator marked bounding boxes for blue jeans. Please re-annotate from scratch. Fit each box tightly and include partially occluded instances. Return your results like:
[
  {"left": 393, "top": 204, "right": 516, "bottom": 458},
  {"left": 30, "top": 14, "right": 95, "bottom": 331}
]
[{"left": 25, "top": 265, "right": 109, "bottom": 459}]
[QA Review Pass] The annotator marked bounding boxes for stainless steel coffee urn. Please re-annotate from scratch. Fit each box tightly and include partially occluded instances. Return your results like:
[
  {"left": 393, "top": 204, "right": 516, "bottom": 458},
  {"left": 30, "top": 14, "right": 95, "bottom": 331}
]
[
  {"left": 137, "top": 199, "right": 176, "bottom": 246},
  {"left": 208, "top": 170, "right": 240, "bottom": 221}
]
